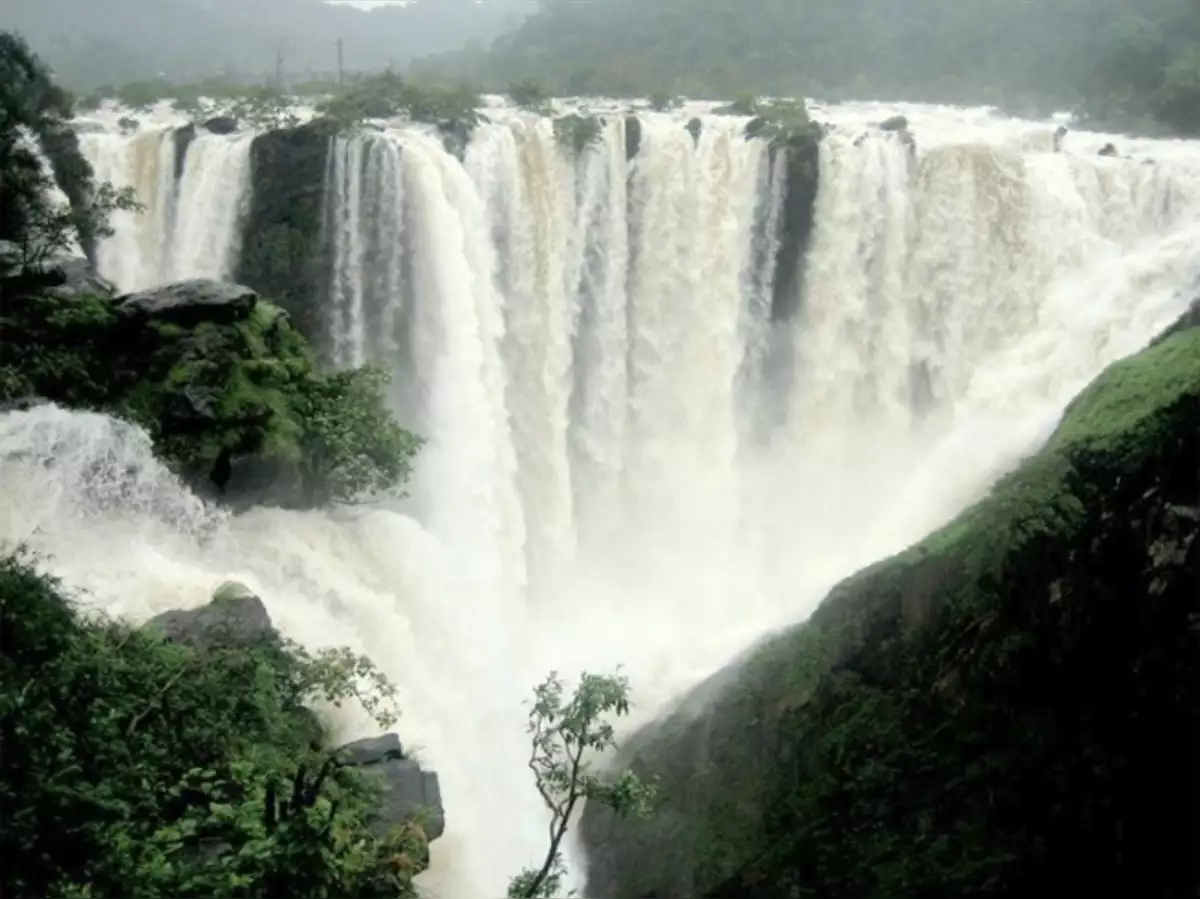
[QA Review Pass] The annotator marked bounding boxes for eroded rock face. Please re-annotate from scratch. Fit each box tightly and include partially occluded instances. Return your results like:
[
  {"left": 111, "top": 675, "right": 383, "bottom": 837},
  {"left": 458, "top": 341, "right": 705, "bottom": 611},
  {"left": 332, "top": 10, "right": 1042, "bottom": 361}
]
[
  {"left": 235, "top": 121, "right": 334, "bottom": 356},
  {"left": 336, "top": 735, "right": 446, "bottom": 841},
  {"left": 581, "top": 305, "right": 1200, "bottom": 899}
]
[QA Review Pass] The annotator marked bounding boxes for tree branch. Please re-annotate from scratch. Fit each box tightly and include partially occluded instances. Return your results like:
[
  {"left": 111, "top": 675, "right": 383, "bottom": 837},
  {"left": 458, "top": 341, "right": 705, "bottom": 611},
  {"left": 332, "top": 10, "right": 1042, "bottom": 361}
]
[{"left": 126, "top": 663, "right": 191, "bottom": 736}]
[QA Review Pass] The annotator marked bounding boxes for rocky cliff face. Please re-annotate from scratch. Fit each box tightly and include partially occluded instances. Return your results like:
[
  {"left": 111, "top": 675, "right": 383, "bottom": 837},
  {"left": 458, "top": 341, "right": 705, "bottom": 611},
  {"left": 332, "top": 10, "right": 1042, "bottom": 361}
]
[
  {"left": 234, "top": 121, "right": 336, "bottom": 359},
  {"left": 581, "top": 301, "right": 1200, "bottom": 899}
]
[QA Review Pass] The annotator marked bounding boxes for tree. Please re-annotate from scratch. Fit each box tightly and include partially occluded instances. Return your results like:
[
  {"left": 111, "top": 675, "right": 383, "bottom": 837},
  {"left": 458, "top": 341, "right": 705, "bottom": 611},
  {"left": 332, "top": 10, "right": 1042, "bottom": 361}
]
[
  {"left": 508, "top": 670, "right": 657, "bottom": 898},
  {"left": 299, "top": 365, "right": 424, "bottom": 506},
  {"left": 0, "top": 31, "right": 140, "bottom": 269},
  {"left": 507, "top": 77, "right": 552, "bottom": 114},
  {"left": 0, "top": 551, "right": 426, "bottom": 898}
]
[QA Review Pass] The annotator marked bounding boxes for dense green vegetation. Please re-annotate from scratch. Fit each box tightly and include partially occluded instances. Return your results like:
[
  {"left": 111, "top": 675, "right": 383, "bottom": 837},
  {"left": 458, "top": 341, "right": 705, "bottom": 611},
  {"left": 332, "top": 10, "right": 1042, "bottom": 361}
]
[
  {"left": 415, "top": 0, "right": 1200, "bottom": 135},
  {"left": 0, "top": 550, "right": 653, "bottom": 897},
  {"left": 76, "top": 70, "right": 485, "bottom": 136},
  {"left": 0, "top": 288, "right": 421, "bottom": 507},
  {"left": 0, "top": 32, "right": 139, "bottom": 266},
  {"left": 581, "top": 319, "right": 1200, "bottom": 897},
  {"left": 0, "top": 553, "right": 429, "bottom": 898}
]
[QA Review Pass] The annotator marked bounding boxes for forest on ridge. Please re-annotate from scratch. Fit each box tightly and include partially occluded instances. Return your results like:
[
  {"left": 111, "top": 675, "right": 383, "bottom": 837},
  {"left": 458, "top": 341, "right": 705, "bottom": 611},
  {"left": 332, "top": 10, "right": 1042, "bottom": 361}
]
[{"left": 415, "top": 0, "right": 1200, "bottom": 133}]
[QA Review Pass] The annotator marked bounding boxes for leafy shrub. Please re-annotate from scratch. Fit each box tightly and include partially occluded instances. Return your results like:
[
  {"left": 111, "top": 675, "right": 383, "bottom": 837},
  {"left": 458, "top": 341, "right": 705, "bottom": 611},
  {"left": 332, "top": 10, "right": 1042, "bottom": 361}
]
[
  {"left": 0, "top": 551, "right": 423, "bottom": 898},
  {"left": 0, "top": 293, "right": 422, "bottom": 507}
]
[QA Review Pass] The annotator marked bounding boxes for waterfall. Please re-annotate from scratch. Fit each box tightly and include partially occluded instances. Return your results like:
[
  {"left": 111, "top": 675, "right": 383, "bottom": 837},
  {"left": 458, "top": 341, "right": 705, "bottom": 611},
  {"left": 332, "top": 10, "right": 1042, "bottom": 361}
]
[
  {"left": 80, "top": 126, "right": 253, "bottom": 290},
  {"left": 13, "top": 102, "right": 1200, "bottom": 896}
]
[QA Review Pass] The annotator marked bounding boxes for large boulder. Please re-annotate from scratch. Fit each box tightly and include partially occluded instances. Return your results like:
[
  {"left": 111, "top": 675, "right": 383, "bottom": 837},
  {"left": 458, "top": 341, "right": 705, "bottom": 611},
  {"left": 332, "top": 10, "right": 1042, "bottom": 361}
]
[
  {"left": 3, "top": 274, "right": 327, "bottom": 509},
  {"left": 2, "top": 266, "right": 413, "bottom": 510},
  {"left": 119, "top": 279, "right": 258, "bottom": 325},
  {"left": 203, "top": 115, "right": 239, "bottom": 135},
  {"left": 144, "top": 580, "right": 277, "bottom": 649},
  {"left": 581, "top": 304, "right": 1200, "bottom": 899},
  {"left": 336, "top": 734, "right": 446, "bottom": 841}
]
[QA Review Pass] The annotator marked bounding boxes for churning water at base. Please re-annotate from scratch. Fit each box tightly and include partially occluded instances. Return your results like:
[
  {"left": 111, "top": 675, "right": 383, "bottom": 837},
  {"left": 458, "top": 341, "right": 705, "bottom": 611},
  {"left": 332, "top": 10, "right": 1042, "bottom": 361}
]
[{"left": 6, "top": 101, "right": 1200, "bottom": 895}]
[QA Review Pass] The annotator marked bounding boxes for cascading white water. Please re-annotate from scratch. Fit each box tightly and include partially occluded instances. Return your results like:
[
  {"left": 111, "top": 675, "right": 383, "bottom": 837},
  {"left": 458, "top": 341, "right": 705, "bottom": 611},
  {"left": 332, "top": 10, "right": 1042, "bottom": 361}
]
[
  {"left": 7, "top": 102, "right": 1200, "bottom": 897},
  {"left": 80, "top": 125, "right": 253, "bottom": 290},
  {"left": 166, "top": 133, "right": 255, "bottom": 282}
]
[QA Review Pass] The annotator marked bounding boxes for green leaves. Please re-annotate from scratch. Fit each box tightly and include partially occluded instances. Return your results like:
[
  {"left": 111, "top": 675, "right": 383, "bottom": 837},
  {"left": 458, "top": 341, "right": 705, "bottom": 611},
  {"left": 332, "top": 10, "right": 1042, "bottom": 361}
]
[
  {"left": 510, "top": 669, "right": 657, "bottom": 898},
  {"left": 0, "top": 555, "right": 425, "bottom": 898},
  {"left": 1, "top": 31, "right": 140, "bottom": 264},
  {"left": 298, "top": 365, "right": 423, "bottom": 506},
  {"left": 1, "top": 290, "right": 422, "bottom": 510},
  {"left": 315, "top": 72, "right": 483, "bottom": 135}
]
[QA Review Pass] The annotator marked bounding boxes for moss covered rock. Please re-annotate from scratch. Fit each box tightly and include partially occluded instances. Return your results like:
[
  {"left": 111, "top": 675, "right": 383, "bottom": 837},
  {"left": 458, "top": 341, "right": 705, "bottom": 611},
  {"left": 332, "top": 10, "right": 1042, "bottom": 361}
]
[
  {"left": 580, "top": 313, "right": 1200, "bottom": 899},
  {"left": 0, "top": 278, "right": 419, "bottom": 508}
]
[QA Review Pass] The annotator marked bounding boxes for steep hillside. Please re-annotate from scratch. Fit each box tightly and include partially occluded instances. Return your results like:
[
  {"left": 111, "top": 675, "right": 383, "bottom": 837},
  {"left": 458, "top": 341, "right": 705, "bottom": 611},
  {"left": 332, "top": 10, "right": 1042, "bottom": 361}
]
[{"left": 580, "top": 302, "right": 1200, "bottom": 898}]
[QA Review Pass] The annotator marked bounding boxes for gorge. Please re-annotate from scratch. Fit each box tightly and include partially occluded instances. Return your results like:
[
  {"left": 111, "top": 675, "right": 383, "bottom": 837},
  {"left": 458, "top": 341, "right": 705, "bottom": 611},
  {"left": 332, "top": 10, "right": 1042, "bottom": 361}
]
[{"left": 4, "top": 95, "right": 1200, "bottom": 896}]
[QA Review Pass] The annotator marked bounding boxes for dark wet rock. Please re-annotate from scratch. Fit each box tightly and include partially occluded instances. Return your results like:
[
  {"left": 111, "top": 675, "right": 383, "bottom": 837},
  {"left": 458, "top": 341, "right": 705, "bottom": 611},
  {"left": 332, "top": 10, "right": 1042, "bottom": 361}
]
[
  {"left": 625, "top": 114, "right": 642, "bottom": 161},
  {"left": 235, "top": 121, "right": 335, "bottom": 356},
  {"left": 336, "top": 735, "right": 446, "bottom": 840},
  {"left": 173, "top": 123, "right": 197, "bottom": 180},
  {"left": 144, "top": 581, "right": 277, "bottom": 649},
  {"left": 118, "top": 279, "right": 258, "bottom": 326},
  {"left": 203, "top": 115, "right": 239, "bottom": 135}
]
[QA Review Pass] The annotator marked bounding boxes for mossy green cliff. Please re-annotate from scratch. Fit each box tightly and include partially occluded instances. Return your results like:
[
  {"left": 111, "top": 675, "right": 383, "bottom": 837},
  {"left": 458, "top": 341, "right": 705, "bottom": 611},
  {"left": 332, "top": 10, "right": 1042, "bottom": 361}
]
[
  {"left": 581, "top": 309, "right": 1200, "bottom": 899},
  {"left": 0, "top": 278, "right": 418, "bottom": 508}
]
